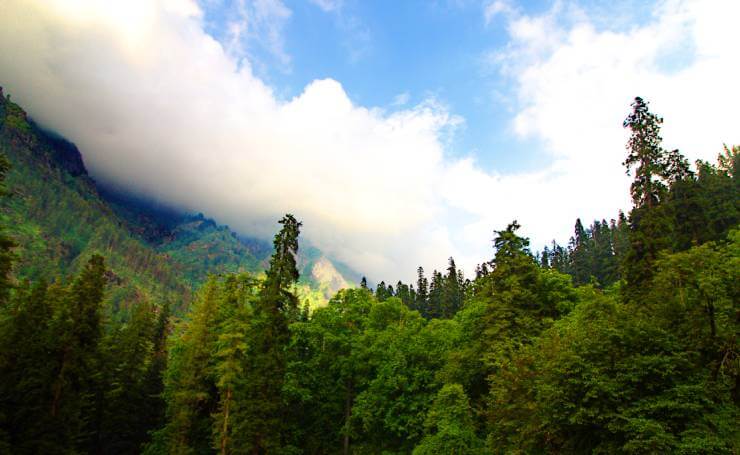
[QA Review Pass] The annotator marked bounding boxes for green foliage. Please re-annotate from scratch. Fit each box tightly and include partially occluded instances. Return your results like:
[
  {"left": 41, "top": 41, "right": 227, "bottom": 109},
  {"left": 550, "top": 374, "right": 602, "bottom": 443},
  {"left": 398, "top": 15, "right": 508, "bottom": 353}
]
[
  {"left": 413, "top": 384, "right": 483, "bottom": 455},
  {"left": 0, "top": 93, "right": 195, "bottom": 311},
  {"left": 0, "top": 90, "right": 738, "bottom": 454}
]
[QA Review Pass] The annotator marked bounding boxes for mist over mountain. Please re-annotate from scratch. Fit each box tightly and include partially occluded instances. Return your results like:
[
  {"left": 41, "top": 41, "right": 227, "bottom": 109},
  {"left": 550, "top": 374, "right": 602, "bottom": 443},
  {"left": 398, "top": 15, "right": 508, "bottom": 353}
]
[
  {"left": 0, "top": 89, "right": 357, "bottom": 308},
  {"left": 0, "top": 1, "right": 738, "bottom": 452},
  {"left": 2, "top": 1, "right": 738, "bottom": 283}
]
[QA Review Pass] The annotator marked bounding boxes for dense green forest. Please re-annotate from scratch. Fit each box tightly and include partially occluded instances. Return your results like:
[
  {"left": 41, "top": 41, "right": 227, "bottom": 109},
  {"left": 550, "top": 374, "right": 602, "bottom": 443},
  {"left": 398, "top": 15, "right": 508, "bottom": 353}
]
[{"left": 0, "top": 91, "right": 738, "bottom": 454}]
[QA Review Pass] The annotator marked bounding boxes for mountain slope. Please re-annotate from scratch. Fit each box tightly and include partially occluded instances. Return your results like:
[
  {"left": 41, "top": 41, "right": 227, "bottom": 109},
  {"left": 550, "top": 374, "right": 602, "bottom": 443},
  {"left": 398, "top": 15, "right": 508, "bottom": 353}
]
[
  {"left": 0, "top": 88, "right": 195, "bottom": 310},
  {"left": 0, "top": 87, "right": 356, "bottom": 312}
]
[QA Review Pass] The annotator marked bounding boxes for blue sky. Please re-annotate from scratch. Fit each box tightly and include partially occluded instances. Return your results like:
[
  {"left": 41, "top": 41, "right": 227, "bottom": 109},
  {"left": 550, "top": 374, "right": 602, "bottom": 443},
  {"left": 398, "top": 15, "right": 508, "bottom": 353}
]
[
  {"left": 1, "top": 0, "right": 738, "bottom": 281},
  {"left": 200, "top": 0, "right": 561, "bottom": 172},
  {"left": 198, "top": 0, "right": 657, "bottom": 173}
]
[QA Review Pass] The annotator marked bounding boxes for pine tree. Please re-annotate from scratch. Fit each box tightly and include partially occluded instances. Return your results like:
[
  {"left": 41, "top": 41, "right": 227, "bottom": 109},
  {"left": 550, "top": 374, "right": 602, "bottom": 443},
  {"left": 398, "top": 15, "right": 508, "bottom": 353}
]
[
  {"left": 375, "top": 281, "right": 391, "bottom": 301},
  {"left": 259, "top": 214, "right": 301, "bottom": 314},
  {"left": 0, "top": 280, "right": 57, "bottom": 452},
  {"left": 415, "top": 267, "right": 428, "bottom": 315},
  {"left": 243, "top": 214, "right": 302, "bottom": 453},
  {"left": 48, "top": 255, "right": 107, "bottom": 451},
  {"left": 97, "top": 300, "right": 159, "bottom": 453},
  {"left": 623, "top": 97, "right": 668, "bottom": 208},
  {"left": 213, "top": 274, "right": 257, "bottom": 454},
  {"left": 441, "top": 257, "right": 464, "bottom": 318},
  {"left": 153, "top": 277, "right": 221, "bottom": 454},
  {"left": 138, "top": 301, "right": 170, "bottom": 448},
  {"left": 540, "top": 247, "right": 550, "bottom": 268},
  {"left": 622, "top": 97, "right": 689, "bottom": 297},
  {"left": 569, "top": 218, "right": 592, "bottom": 285},
  {"left": 428, "top": 271, "right": 444, "bottom": 319}
]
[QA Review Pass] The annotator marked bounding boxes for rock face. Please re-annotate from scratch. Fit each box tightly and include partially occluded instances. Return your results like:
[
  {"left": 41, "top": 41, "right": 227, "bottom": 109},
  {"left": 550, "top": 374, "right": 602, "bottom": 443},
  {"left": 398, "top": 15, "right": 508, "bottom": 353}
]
[
  {"left": 311, "top": 255, "right": 350, "bottom": 296},
  {"left": 43, "top": 133, "right": 88, "bottom": 177}
]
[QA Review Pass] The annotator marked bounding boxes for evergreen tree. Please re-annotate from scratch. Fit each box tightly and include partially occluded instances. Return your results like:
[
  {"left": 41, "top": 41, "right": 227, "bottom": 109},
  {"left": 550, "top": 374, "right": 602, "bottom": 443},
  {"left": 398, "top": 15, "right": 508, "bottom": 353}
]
[
  {"left": 540, "top": 246, "right": 550, "bottom": 268},
  {"left": 428, "top": 270, "right": 444, "bottom": 319},
  {"left": 213, "top": 275, "right": 257, "bottom": 454},
  {"left": 48, "top": 254, "right": 107, "bottom": 451},
  {"left": 375, "top": 281, "right": 391, "bottom": 301},
  {"left": 623, "top": 96, "right": 669, "bottom": 208},
  {"left": 151, "top": 277, "right": 221, "bottom": 454},
  {"left": 569, "top": 218, "right": 592, "bottom": 285},
  {"left": 441, "top": 257, "right": 464, "bottom": 318},
  {"left": 0, "top": 280, "right": 57, "bottom": 453},
  {"left": 243, "top": 214, "right": 302, "bottom": 453},
  {"left": 97, "top": 300, "right": 160, "bottom": 453},
  {"left": 415, "top": 267, "right": 428, "bottom": 315},
  {"left": 622, "top": 97, "right": 690, "bottom": 296}
]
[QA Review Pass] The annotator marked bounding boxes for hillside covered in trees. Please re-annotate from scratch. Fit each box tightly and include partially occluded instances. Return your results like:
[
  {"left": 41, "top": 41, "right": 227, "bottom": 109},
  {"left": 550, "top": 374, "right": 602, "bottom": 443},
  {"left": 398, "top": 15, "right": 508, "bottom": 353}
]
[
  {"left": 0, "top": 87, "right": 357, "bottom": 313},
  {"left": 0, "top": 91, "right": 738, "bottom": 454}
]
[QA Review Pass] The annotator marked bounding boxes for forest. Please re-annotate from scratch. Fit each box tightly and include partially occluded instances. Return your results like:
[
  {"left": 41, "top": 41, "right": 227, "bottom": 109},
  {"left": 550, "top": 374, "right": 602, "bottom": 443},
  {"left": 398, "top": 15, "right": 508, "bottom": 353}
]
[{"left": 0, "top": 94, "right": 738, "bottom": 454}]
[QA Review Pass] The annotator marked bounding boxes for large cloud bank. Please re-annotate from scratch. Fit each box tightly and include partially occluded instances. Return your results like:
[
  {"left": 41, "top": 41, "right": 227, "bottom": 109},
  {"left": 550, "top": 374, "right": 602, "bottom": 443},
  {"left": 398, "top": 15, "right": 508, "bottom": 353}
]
[{"left": 0, "top": 0, "right": 737, "bottom": 281}]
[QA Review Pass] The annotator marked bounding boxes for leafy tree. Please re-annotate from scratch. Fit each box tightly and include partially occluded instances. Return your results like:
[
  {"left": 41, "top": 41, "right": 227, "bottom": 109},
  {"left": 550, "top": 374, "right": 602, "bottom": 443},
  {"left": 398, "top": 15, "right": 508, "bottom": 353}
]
[
  {"left": 413, "top": 384, "right": 483, "bottom": 455},
  {"left": 528, "top": 285, "right": 737, "bottom": 453},
  {"left": 352, "top": 299, "right": 459, "bottom": 452},
  {"left": 286, "top": 288, "right": 374, "bottom": 454}
]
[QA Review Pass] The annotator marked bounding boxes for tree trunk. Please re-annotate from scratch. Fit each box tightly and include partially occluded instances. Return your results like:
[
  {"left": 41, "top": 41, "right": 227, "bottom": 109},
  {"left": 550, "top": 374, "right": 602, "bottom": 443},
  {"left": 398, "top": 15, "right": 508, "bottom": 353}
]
[
  {"left": 343, "top": 379, "right": 353, "bottom": 455},
  {"left": 220, "top": 387, "right": 232, "bottom": 455},
  {"left": 51, "top": 346, "right": 71, "bottom": 417}
]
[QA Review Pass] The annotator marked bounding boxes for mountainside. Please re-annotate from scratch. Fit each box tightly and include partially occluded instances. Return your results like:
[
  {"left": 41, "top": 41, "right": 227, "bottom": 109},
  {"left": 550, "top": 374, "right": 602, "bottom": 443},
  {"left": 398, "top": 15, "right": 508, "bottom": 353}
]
[{"left": 0, "top": 88, "right": 356, "bottom": 312}]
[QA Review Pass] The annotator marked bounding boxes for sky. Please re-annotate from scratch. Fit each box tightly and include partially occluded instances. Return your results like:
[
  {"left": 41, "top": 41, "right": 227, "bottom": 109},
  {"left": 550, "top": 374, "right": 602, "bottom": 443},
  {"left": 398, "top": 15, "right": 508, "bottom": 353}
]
[{"left": 0, "top": 0, "right": 738, "bottom": 282}]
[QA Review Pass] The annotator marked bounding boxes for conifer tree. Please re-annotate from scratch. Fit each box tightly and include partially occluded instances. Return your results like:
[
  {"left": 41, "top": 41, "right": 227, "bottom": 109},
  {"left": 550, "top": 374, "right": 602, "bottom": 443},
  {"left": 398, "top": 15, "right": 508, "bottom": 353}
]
[
  {"left": 415, "top": 267, "right": 428, "bottom": 315},
  {"left": 623, "top": 96, "right": 668, "bottom": 208},
  {"left": 46, "top": 255, "right": 107, "bottom": 451},
  {"left": 97, "top": 300, "right": 159, "bottom": 453},
  {"left": 212, "top": 274, "right": 256, "bottom": 454},
  {"left": 243, "top": 214, "right": 302, "bottom": 453},
  {"left": 0, "top": 280, "right": 57, "bottom": 452},
  {"left": 442, "top": 257, "right": 464, "bottom": 317},
  {"left": 569, "top": 218, "right": 598, "bottom": 285},
  {"left": 622, "top": 98, "right": 688, "bottom": 295},
  {"left": 428, "top": 270, "right": 444, "bottom": 319},
  {"left": 375, "top": 281, "right": 391, "bottom": 301},
  {"left": 152, "top": 277, "right": 221, "bottom": 454}
]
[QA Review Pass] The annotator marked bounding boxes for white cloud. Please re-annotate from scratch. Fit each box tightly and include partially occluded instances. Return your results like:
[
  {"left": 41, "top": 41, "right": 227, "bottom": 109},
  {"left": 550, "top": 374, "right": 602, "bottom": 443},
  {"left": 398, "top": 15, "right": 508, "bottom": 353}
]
[
  {"left": 483, "top": 0, "right": 514, "bottom": 24},
  {"left": 473, "top": 0, "right": 740, "bottom": 249},
  {"left": 0, "top": 0, "right": 458, "bottom": 281},
  {"left": 391, "top": 92, "right": 411, "bottom": 107},
  {"left": 0, "top": 0, "right": 736, "bottom": 284},
  {"left": 214, "top": 0, "right": 292, "bottom": 70},
  {"left": 310, "top": 0, "right": 343, "bottom": 13}
]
